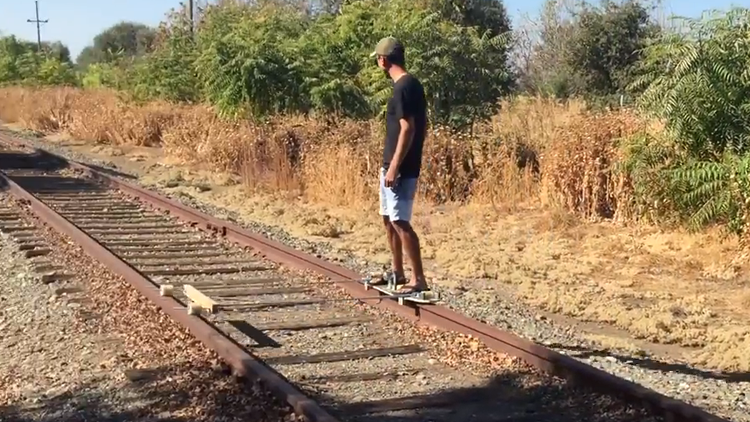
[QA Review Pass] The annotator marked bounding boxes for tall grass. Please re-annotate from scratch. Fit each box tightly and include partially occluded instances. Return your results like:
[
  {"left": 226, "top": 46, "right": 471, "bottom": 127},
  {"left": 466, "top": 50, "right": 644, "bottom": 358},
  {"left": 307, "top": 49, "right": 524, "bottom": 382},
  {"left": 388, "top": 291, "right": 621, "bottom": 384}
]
[{"left": 0, "top": 87, "right": 647, "bottom": 220}]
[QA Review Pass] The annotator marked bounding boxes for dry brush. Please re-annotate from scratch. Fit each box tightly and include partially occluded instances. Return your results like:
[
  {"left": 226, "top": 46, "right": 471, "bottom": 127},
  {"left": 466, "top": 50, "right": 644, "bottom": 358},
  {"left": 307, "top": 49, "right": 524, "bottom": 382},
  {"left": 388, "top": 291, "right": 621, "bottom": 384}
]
[{"left": 0, "top": 86, "right": 648, "bottom": 220}]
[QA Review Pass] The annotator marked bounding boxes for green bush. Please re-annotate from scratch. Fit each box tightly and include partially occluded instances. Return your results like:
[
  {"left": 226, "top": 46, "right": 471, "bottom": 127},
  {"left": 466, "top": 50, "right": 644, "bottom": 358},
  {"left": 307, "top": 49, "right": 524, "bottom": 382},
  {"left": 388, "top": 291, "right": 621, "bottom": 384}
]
[
  {"left": 628, "top": 8, "right": 750, "bottom": 234},
  {"left": 0, "top": 35, "right": 77, "bottom": 86},
  {"left": 85, "top": 0, "right": 513, "bottom": 128}
]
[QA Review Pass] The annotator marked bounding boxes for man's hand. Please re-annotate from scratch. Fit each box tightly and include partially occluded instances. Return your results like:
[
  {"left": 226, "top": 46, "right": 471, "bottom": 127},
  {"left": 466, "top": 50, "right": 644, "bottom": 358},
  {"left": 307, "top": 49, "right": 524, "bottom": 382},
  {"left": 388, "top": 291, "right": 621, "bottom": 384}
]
[{"left": 384, "top": 165, "right": 398, "bottom": 188}]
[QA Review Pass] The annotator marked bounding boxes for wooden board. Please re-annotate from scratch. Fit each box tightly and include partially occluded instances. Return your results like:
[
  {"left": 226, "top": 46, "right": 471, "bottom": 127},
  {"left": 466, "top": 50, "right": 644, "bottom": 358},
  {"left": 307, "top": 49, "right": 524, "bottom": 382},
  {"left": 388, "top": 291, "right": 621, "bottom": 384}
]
[
  {"left": 183, "top": 284, "right": 218, "bottom": 313},
  {"left": 359, "top": 275, "right": 439, "bottom": 305}
]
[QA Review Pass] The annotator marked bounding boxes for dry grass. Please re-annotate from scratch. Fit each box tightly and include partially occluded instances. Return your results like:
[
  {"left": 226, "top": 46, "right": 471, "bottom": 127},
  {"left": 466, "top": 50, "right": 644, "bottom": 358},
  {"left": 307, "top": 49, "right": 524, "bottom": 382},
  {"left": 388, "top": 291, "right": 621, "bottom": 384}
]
[{"left": 0, "top": 86, "right": 648, "bottom": 218}]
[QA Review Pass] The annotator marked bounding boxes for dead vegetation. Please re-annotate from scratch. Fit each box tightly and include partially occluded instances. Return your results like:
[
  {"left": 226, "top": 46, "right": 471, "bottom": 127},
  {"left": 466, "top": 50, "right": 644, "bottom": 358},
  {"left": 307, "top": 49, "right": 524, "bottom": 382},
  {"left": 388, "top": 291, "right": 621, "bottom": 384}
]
[{"left": 0, "top": 87, "right": 647, "bottom": 217}]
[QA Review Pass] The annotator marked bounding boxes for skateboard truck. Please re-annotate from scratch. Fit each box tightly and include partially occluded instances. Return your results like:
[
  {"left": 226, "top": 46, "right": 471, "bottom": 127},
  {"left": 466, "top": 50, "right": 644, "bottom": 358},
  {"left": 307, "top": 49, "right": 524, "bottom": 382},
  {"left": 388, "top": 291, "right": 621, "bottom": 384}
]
[{"left": 361, "top": 273, "right": 438, "bottom": 304}]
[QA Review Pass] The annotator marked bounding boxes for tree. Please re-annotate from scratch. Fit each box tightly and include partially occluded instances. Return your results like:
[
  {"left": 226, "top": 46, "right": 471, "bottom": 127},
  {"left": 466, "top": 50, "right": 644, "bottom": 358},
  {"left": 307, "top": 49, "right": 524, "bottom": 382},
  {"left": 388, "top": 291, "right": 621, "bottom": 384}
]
[
  {"left": 516, "top": 0, "right": 659, "bottom": 99},
  {"left": 0, "top": 35, "right": 76, "bottom": 86},
  {"left": 76, "top": 22, "right": 157, "bottom": 67},
  {"left": 566, "top": 0, "right": 660, "bottom": 97},
  {"left": 42, "top": 41, "right": 72, "bottom": 63}
]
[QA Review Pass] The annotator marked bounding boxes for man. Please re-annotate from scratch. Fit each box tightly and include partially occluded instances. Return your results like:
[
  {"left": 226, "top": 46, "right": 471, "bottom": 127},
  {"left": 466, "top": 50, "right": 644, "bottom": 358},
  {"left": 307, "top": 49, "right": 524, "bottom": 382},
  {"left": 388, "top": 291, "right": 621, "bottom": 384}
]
[{"left": 370, "top": 36, "right": 429, "bottom": 294}]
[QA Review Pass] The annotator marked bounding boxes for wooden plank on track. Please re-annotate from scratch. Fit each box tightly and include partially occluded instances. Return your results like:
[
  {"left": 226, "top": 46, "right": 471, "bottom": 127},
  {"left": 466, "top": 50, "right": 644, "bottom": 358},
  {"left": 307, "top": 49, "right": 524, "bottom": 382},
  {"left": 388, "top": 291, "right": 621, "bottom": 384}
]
[{"left": 183, "top": 284, "right": 218, "bottom": 313}]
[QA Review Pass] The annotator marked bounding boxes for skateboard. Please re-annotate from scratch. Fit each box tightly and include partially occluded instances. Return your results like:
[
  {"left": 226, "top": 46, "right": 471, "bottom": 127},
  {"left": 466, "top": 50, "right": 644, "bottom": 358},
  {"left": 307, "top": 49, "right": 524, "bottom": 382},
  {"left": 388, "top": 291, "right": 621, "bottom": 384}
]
[{"left": 360, "top": 271, "right": 439, "bottom": 305}]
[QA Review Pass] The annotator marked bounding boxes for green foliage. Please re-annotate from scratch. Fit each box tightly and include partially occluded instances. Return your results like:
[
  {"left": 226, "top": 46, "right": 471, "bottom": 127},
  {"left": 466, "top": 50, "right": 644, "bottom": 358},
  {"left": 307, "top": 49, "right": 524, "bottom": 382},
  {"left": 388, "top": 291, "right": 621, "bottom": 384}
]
[
  {"left": 36, "top": 57, "right": 78, "bottom": 86},
  {"left": 194, "top": 1, "right": 309, "bottom": 117},
  {"left": 0, "top": 35, "right": 77, "bottom": 87},
  {"left": 127, "top": 13, "right": 199, "bottom": 103},
  {"left": 634, "top": 8, "right": 750, "bottom": 159},
  {"left": 625, "top": 8, "right": 750, "bottom": 235},
  {"left": 81, "top": 63, "right": 129, "bottom": 89},
  {"left": 523, "top": 0, "right": 659, "bottom": 99},
  {"left": 568, "top": 0, "right": 659, "bottom": 96},
  {"left": 357, "top": 0, "right": 514, "bottom": 128},
  {"left": 76, "top": 22, "right": 156, "bottom": 68},
  {"left": 76, "top": 0, "right": 513, "bottom": 127},
  {"left": 620, "top": 133, "right": 750, "bottom": 235},
  {"left": 668, "top": 155, "right": 750, "bottom": 234}
]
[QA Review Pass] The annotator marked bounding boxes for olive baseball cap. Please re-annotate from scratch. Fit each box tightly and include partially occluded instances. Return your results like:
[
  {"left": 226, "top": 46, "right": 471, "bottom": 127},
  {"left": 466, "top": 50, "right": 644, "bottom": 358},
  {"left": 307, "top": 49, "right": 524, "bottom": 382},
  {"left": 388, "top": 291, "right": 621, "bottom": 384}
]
[{"left": 370, "top": 36, "right": 405, "bottom": 58}]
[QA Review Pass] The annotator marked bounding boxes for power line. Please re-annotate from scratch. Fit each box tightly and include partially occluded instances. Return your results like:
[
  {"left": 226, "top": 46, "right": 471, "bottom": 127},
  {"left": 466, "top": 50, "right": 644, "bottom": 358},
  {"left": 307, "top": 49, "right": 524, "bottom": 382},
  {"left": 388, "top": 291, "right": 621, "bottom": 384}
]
[{"left": 26, "top": 0, "right": 48, "bottom": 52}]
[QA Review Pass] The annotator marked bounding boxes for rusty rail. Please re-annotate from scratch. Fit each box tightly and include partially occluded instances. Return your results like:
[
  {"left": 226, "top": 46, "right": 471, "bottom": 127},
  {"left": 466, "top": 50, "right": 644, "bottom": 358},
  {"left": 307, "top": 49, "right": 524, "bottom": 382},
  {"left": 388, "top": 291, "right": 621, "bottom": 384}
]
[{"left": 0, "top": 137, "right": 731, "bottom": 422}]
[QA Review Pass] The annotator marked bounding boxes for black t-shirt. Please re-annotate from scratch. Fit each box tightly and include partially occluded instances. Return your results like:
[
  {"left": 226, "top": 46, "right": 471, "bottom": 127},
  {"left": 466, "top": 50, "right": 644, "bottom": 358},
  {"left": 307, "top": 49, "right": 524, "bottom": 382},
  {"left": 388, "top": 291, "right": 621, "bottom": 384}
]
[{"left": 382, "top": 73, "right": 427, "bottom": 178}]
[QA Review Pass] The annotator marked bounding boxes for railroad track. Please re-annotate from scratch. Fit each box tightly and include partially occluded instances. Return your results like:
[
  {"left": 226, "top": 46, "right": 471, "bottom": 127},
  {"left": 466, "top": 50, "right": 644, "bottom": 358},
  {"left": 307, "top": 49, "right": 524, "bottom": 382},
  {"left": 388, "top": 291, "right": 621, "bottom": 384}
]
[{"left": 0, "top": 136, "right": 731, "bottom": 422}]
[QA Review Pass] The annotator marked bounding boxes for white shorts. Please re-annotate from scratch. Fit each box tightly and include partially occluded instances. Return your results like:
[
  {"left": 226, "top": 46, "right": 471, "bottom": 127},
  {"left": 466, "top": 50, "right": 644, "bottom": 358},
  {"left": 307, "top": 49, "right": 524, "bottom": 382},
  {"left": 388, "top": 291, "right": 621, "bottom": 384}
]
[{"left": 379, "top": 167, "right": 418, "bottom": 222}]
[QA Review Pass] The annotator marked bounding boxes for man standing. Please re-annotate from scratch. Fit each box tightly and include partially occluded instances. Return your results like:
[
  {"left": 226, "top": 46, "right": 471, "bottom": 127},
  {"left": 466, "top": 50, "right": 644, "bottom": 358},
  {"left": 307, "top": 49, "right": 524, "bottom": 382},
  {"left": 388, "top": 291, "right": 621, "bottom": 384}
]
[{"left": 370, "top": 37, "right": 429, "bottom": 293}]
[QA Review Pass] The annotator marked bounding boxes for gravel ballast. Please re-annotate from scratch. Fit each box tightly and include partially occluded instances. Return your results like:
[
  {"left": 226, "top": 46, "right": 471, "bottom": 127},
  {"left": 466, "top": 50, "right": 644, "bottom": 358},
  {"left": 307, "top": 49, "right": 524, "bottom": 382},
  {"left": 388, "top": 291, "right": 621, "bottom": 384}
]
[
  {"left": 0, "top": 195, "right": 298, "bottom": 422},
  {"left": 2, "top": 128, "right": 747, "bottom": 422}
]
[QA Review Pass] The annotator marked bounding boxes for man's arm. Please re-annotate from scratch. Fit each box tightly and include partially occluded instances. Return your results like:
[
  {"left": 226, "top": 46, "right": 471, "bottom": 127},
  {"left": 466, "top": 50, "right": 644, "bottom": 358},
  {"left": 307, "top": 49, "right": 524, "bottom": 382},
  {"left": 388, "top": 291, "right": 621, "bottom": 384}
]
[
  {"left": 390, "top": 84, "right": 415, "bottom": 172},
  {"left": 390, "top": 116, "right": 414, "bottom": 171}
]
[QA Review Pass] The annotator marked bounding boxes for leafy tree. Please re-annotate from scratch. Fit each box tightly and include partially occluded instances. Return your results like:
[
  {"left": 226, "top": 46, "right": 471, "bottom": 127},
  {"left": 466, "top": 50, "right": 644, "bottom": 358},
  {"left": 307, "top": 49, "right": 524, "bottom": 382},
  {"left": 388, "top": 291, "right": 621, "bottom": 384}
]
[
  {"left": 41, "top": 41, "right": 72, "bottom": 63},
  {"left": 428, "top": 0, "right": 512, "bottom": 37},
  {"left": 518, "top": 0, "right": 659, "bottom": 99},
  {"left": 635, "top": 7, "right": 750, "bottom": 159},
  {"left": 127, "top": 8, "right": 200, "bottom": 102},
  {"left": 566, "top": 0, "right": 660, "bottom": 97},
  {"left": 76, "top": 22, "right": 156, "bottom": 67},
  {"left": 0, "top": 35, "right": 76, "bottom": 86},
  {"left": 626, "top": 8, "right": 750, "bottom": 234},
  {"left": 183, "top": 0, "right": 514, "bottom": 126},
  {"left": 193, "top": 1, "right": 310, "bottom": 117}
]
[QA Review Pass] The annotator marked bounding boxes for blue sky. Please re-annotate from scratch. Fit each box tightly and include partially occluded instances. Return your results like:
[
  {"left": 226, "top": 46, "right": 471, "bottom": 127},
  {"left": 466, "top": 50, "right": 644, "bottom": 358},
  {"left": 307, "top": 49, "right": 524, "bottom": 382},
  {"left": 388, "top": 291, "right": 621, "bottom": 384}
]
[{"left": 1, "top": 0, "right": 749, "bottom": 61}]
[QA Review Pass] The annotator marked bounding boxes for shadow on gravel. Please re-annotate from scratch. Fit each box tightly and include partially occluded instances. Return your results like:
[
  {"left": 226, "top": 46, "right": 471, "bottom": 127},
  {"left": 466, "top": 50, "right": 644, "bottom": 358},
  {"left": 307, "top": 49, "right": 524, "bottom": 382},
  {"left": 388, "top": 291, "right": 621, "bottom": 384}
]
[
  {"left": 0, "top": 361, "right": 291, "bottom": 422},
  {"left": 0, "top": 149, "right": 137, "bottom": 181},
  {"left": 85, "top": 163, "right": 138, "bottom": 181},
  {"left": 549, "top": 343, "right": 750, "bottom": 383},
  {"left": 0, "top": 361, "right": 666, "bottom": 422},
  {"left": 314, "top": 370, "right": 662, "bottom": 422},
  {"left": 0, "top": 149, "right": 69, "bottom": 172}
]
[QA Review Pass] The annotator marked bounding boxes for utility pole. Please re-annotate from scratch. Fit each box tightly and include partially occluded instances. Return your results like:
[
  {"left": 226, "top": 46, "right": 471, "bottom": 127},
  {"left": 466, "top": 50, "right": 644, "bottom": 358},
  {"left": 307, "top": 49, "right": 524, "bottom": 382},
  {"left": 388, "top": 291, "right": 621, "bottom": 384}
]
[
  {"left": 188, "top": 0, "right": 194, "bottom": 35},
  {"left": 26, "top": 1, "right": 48, "bottom": 52}
]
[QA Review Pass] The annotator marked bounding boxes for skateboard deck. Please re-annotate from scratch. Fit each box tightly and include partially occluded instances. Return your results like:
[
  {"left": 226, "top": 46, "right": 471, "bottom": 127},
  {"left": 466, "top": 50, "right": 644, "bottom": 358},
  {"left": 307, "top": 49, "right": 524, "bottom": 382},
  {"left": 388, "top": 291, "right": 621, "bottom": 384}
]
[{"left": 360, "top": 272, "right": 439, "bottom": 305}]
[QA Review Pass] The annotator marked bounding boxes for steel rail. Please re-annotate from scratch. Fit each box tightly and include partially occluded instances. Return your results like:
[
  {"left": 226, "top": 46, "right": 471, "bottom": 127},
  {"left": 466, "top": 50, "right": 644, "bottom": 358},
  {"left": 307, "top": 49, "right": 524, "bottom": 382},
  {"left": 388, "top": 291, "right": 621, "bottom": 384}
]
[{"left": 1, "top": 136, "right": 732, "bottom": 422}]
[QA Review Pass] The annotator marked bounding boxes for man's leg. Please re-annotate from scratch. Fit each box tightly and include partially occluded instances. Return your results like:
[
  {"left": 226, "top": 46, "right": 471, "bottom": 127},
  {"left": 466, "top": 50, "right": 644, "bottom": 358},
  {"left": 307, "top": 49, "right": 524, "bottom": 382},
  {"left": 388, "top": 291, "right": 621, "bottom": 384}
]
[
  {"left": 383, "top": 216, "right": 405, "bottom": 280},
  {"left": 380, "top": 168, "right": 405, "bottom": 283},
  {"left": 386, "top": 177, "right": 428, "bottom": 291}
]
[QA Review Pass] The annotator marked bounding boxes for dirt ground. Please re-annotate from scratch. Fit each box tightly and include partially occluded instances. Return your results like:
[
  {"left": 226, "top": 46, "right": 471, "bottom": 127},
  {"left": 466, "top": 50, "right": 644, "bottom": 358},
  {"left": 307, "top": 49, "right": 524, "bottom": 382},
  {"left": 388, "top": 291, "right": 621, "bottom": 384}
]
[{"left": 15, "top": 128, "right": 750, "bottom": 373}]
